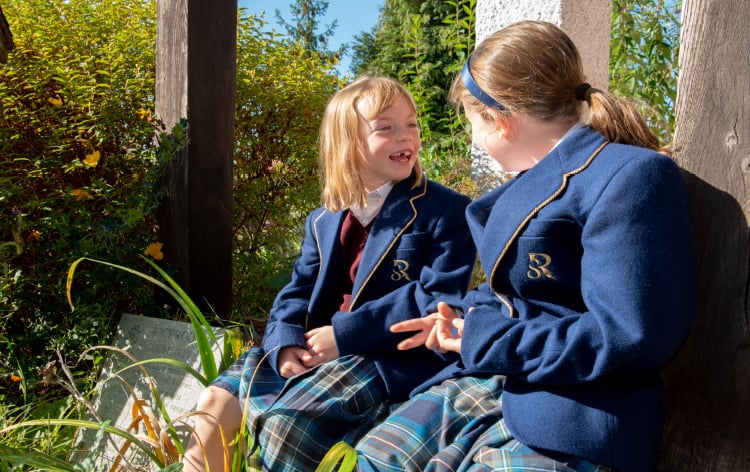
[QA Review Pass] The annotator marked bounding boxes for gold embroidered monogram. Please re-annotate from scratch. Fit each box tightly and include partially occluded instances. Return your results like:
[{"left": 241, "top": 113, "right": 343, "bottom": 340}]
[
  {"left": 527, "top": 253, "right": 556, "bottom": 280},
  {"left": 391, "top": 259, "right": 412, "bottom": 281}
]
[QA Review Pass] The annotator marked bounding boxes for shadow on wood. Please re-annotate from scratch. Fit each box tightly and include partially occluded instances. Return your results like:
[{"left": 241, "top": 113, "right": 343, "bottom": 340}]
[{"left": 659, "top": 170, "right": 750, "bottom": 471}]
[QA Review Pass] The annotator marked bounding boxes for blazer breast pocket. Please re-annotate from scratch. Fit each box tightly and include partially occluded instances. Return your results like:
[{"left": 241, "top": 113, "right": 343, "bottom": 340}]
[
  {"left": 510, "top": 218, "right": 582, "bottom": 300},
  {"left": 389, "top": 232, "right": 430, "bottom": 283}
]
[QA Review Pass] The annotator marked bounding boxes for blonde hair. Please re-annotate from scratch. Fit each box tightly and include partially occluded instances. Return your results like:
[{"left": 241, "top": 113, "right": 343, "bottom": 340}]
[
  {"left": 319, "top": 76, "right": 423, "bottom": 211},
  {"left": 449, "top": 20, "right": 661, "bottom": 152}
]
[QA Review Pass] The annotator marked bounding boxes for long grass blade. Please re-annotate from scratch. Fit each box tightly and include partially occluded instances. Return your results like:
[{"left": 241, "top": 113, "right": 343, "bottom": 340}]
[
  {"left": 141, "top": 256, "right": 220, "bottom": 380},
  {"left": 0, "top": 418, "right": 166, "bottom": 468},
  {"left": 315, "top": 441, "right": 358, "bottom": 472},
  {"left": 0, "top": 443, "right": 78, "bottom": 472},
  {"left": 67, "top": 256, "right": 221, "bottom": 381}
]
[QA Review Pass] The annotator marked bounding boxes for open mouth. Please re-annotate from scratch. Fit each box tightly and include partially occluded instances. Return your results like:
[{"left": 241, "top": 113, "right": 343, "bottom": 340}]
[{"left": 389, "top": 150, "right": 412, "bottom": 162}]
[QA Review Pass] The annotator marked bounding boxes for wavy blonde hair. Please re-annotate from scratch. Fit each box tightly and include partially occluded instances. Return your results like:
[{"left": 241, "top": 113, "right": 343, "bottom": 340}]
[
  {"left": 450, "top": 20, "right": 662, "bottom": 153},
  {"left": 319, "top": 76, "right": 423, "bottom": 211}
]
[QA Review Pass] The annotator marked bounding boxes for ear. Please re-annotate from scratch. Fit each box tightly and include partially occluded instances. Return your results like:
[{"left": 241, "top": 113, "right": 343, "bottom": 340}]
[{"left": 487, "top": 108, "right": 512, "bottom": 137}]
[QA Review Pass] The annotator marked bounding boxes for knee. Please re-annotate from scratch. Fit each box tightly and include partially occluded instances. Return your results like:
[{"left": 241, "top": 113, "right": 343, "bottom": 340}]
[{"left": 195, "top": 386, "right": 241, "bottom": 424}]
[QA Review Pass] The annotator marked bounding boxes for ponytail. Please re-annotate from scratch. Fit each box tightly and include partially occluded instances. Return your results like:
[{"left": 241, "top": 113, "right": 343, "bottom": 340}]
[{"left": 583, "top": 88, "right": 665, "bottom": 154}]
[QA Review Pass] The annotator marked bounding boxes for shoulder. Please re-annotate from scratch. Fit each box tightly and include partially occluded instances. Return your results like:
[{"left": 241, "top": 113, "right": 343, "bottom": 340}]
[
  {"left": 305, "top": 206, "right": 343, "bottom": 232},
  {"left": 594, "top": 143, "right": 684, "bottom": 184}
]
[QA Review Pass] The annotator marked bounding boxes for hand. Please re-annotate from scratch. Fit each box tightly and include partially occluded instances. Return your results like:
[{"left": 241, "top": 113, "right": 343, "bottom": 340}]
[
  {"left": 434, "top": 314, "right": 462, "bottom": 354},
  {"left": 303, "top": 326, "right": 339, "bottom": 368},
  {"left": 431, "top": 302, "right": 461, "bottom": 353},
  {"left": 277, "top": 346, "right": 312, "bottom": 378},
  {"left": 390, "top": 312, "right": 440, "bottom": 350},
  {"left": 390, "top": 301, "right": 458, "bottom": 351}
]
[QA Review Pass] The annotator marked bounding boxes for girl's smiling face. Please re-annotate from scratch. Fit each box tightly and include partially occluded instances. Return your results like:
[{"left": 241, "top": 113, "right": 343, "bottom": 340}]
[{"left": 356, "top": 96, "right": 420, "bottom": 191}]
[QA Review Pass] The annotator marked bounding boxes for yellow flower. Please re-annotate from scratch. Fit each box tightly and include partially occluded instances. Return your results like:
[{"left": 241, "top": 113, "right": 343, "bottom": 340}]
[
  {"left": 71, "top": 189, "right": 93, "bottom": 201},
  {"left": 144, "top": 242, "right": 164, "bottom": 260},
  {"left": 48, "top": 97, "right": 63, "bottom": 107},
  {"left": 83, "top": 150, "right": 100, "bottom": 167},
  {"left": 136, "top": 107, "right": 153, "bottom": 122}
]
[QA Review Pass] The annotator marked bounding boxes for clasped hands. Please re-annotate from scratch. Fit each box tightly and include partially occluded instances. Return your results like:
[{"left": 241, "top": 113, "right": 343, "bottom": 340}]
[{"left": 278, "top": 325, "right": 338, "bottom": 378}]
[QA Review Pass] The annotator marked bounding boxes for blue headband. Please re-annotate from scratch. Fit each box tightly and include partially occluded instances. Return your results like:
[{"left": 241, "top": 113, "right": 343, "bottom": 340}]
[{"left": 461, "top": 58, "right": 506, "bottom": 111}]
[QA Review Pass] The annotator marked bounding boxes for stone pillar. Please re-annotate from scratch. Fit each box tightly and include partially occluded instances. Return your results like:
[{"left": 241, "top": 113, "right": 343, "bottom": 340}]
[{"left": 472, "top": 0, "right": 611, "bottom": 184}]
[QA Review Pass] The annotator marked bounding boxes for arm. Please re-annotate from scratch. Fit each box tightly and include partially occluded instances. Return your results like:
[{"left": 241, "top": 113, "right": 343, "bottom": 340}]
[{"left": 261, "top": 210, "right": 322, "bottom": 375}]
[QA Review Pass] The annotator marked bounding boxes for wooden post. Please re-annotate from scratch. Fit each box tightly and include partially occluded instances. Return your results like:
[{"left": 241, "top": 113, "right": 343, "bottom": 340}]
[
  {"left": 660, "top": 0, "right": 750, "bottom": 470},
  {"left": 155, "top": 0, "right": 236, "bottom": 316},
  {"left": 0, "top": 5, "right": 14, "bottom": 64}
]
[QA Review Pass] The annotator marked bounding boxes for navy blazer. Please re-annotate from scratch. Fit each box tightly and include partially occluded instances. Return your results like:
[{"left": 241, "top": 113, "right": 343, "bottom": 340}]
[
  {"left": 417, "top": 127, "right": 695, "bottom": 471},
  {"left": 262, "top": 175, "right": 476, "bottom": 401}
]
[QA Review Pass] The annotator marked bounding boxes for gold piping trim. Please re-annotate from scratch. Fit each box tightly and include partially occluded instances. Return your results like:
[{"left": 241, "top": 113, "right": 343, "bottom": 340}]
[
  {"left": 312, "top": 210, "right": 326, "bottom": 260},
  {"left": 489, "top": 141, "right": 609, "bottom": 316},
  {"left": 310, "top": 211, "right": 327, "bottom": 330},
  {"left": 349, "top": 178, "right": 428, "bottom": 310}
]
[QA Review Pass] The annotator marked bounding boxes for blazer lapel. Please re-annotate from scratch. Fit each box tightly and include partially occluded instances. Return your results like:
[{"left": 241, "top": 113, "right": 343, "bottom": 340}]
[
  {"left": 349, "top": 177, "right": 427, "bottom": 309},
  {"left": 312, "top": 210, "right": 345, "bottom": 302}
]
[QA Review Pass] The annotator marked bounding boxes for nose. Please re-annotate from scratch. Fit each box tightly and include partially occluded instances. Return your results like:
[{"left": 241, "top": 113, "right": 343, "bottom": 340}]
[{"left": 395, "top": 125, "right": 409, "bottom": 141}]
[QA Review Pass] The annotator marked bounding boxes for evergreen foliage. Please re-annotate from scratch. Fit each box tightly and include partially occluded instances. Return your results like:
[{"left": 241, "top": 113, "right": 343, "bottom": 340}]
[{"left": 610, "top": 0, "right": 681, "bottom": 142}]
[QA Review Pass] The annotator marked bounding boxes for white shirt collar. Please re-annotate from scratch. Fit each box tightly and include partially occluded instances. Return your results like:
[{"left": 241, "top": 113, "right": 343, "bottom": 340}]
[{"left": 350, "top": 181, "right": 394, "bottom": 227}]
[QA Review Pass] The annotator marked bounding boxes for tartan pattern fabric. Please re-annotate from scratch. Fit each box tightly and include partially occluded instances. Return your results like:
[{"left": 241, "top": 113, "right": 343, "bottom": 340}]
[
  {"left": 355, "top": 375, "right": 612, "bottom": 472},
  {"left": 211, "top": 348, "right": 390, "bottom": 471}
]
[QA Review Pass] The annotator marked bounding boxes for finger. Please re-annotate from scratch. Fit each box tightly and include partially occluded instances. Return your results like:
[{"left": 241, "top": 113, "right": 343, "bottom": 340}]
[
  {"left": 280, "top": 360, "right": 307, "bottom": 378},
  {"left": 390, "top": 318, "right": 424, "bottom": 333},
  {"left": 303, "top": 350, "right": 333, "bottom": 368},
  {"left": 437, "top": 301, "right": 457, "bottom": 320},
  {"left": 435, "top": 321, "right": 461, "bottom": 353},
  {"left": 397, "top": 331, "right": 428, "bottom": 350},
  {"left": 452, "top": 318, "right": 464, "bottom": 337},
  {"left": 425, "top": 325, "right": 440, "bottom": 351},
  {"left": 436, "top": 319, "right": 457, "bottom": 344}
]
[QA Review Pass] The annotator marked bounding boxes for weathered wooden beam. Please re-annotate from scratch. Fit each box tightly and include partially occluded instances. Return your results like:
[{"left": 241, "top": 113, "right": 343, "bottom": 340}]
[
  {"left": 155, "top": 0, "right": 236, "bottom": 316},
  {"left": 0, "top": 5, "right": 15, "bottom": 64},
  {"left": 661, "top": 0, "right": 750, "bottom": 470}
]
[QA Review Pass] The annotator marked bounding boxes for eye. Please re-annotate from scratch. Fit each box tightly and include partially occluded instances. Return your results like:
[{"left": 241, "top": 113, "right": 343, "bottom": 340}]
[{"left": 407, "top": 122, "right": 419, "bottom": 129}]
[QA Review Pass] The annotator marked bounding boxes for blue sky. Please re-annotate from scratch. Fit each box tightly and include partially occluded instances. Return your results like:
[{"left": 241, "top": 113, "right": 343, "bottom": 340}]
[{"left": 238, "top": 0, "right": 384, "bottom": 73}]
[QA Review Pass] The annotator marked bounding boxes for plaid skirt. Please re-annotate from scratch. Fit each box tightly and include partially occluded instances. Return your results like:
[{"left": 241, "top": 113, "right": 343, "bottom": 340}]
[
  {"left": 355, "top": 375, "right": 612, "bottom": 472},
  {"left": 211, "top": 347, "right": 389, "bottom": 471}
]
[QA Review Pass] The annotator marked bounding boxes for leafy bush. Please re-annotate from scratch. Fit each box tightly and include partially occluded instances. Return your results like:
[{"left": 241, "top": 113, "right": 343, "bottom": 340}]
[
  {"left": 0, "top": 1, "right": 343, "bottom": 409},
  {"left": 231, "top": 15, "right": 342, "bottom": 333},
  {"left": 0, "top": 0, "right": 169, "bottom": 407}
]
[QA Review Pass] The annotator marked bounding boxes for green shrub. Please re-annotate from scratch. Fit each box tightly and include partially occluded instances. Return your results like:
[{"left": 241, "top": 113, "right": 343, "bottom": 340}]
[
  {"left": 231, "top": 15, "right": 341, "bottom": 331},
  {"left": 0, "top": 1, "right": 343, "bottom": 408},
  {"left": 0, "top": 0, "right": 169, "bottom": 407}
]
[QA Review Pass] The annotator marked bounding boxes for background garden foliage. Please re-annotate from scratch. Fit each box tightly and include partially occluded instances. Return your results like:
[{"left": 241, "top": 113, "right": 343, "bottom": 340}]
[
  {"left": 0, "top": 0, "right": 680, "bottom": 466},
  {"left": 0, "top": 0, "right": 165, "bottom": 408}
]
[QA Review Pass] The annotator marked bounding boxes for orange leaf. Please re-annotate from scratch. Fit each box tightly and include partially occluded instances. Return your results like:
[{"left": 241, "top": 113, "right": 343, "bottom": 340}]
[{"left": 143, "top": 242, "right": 164, "bottom": 260}]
